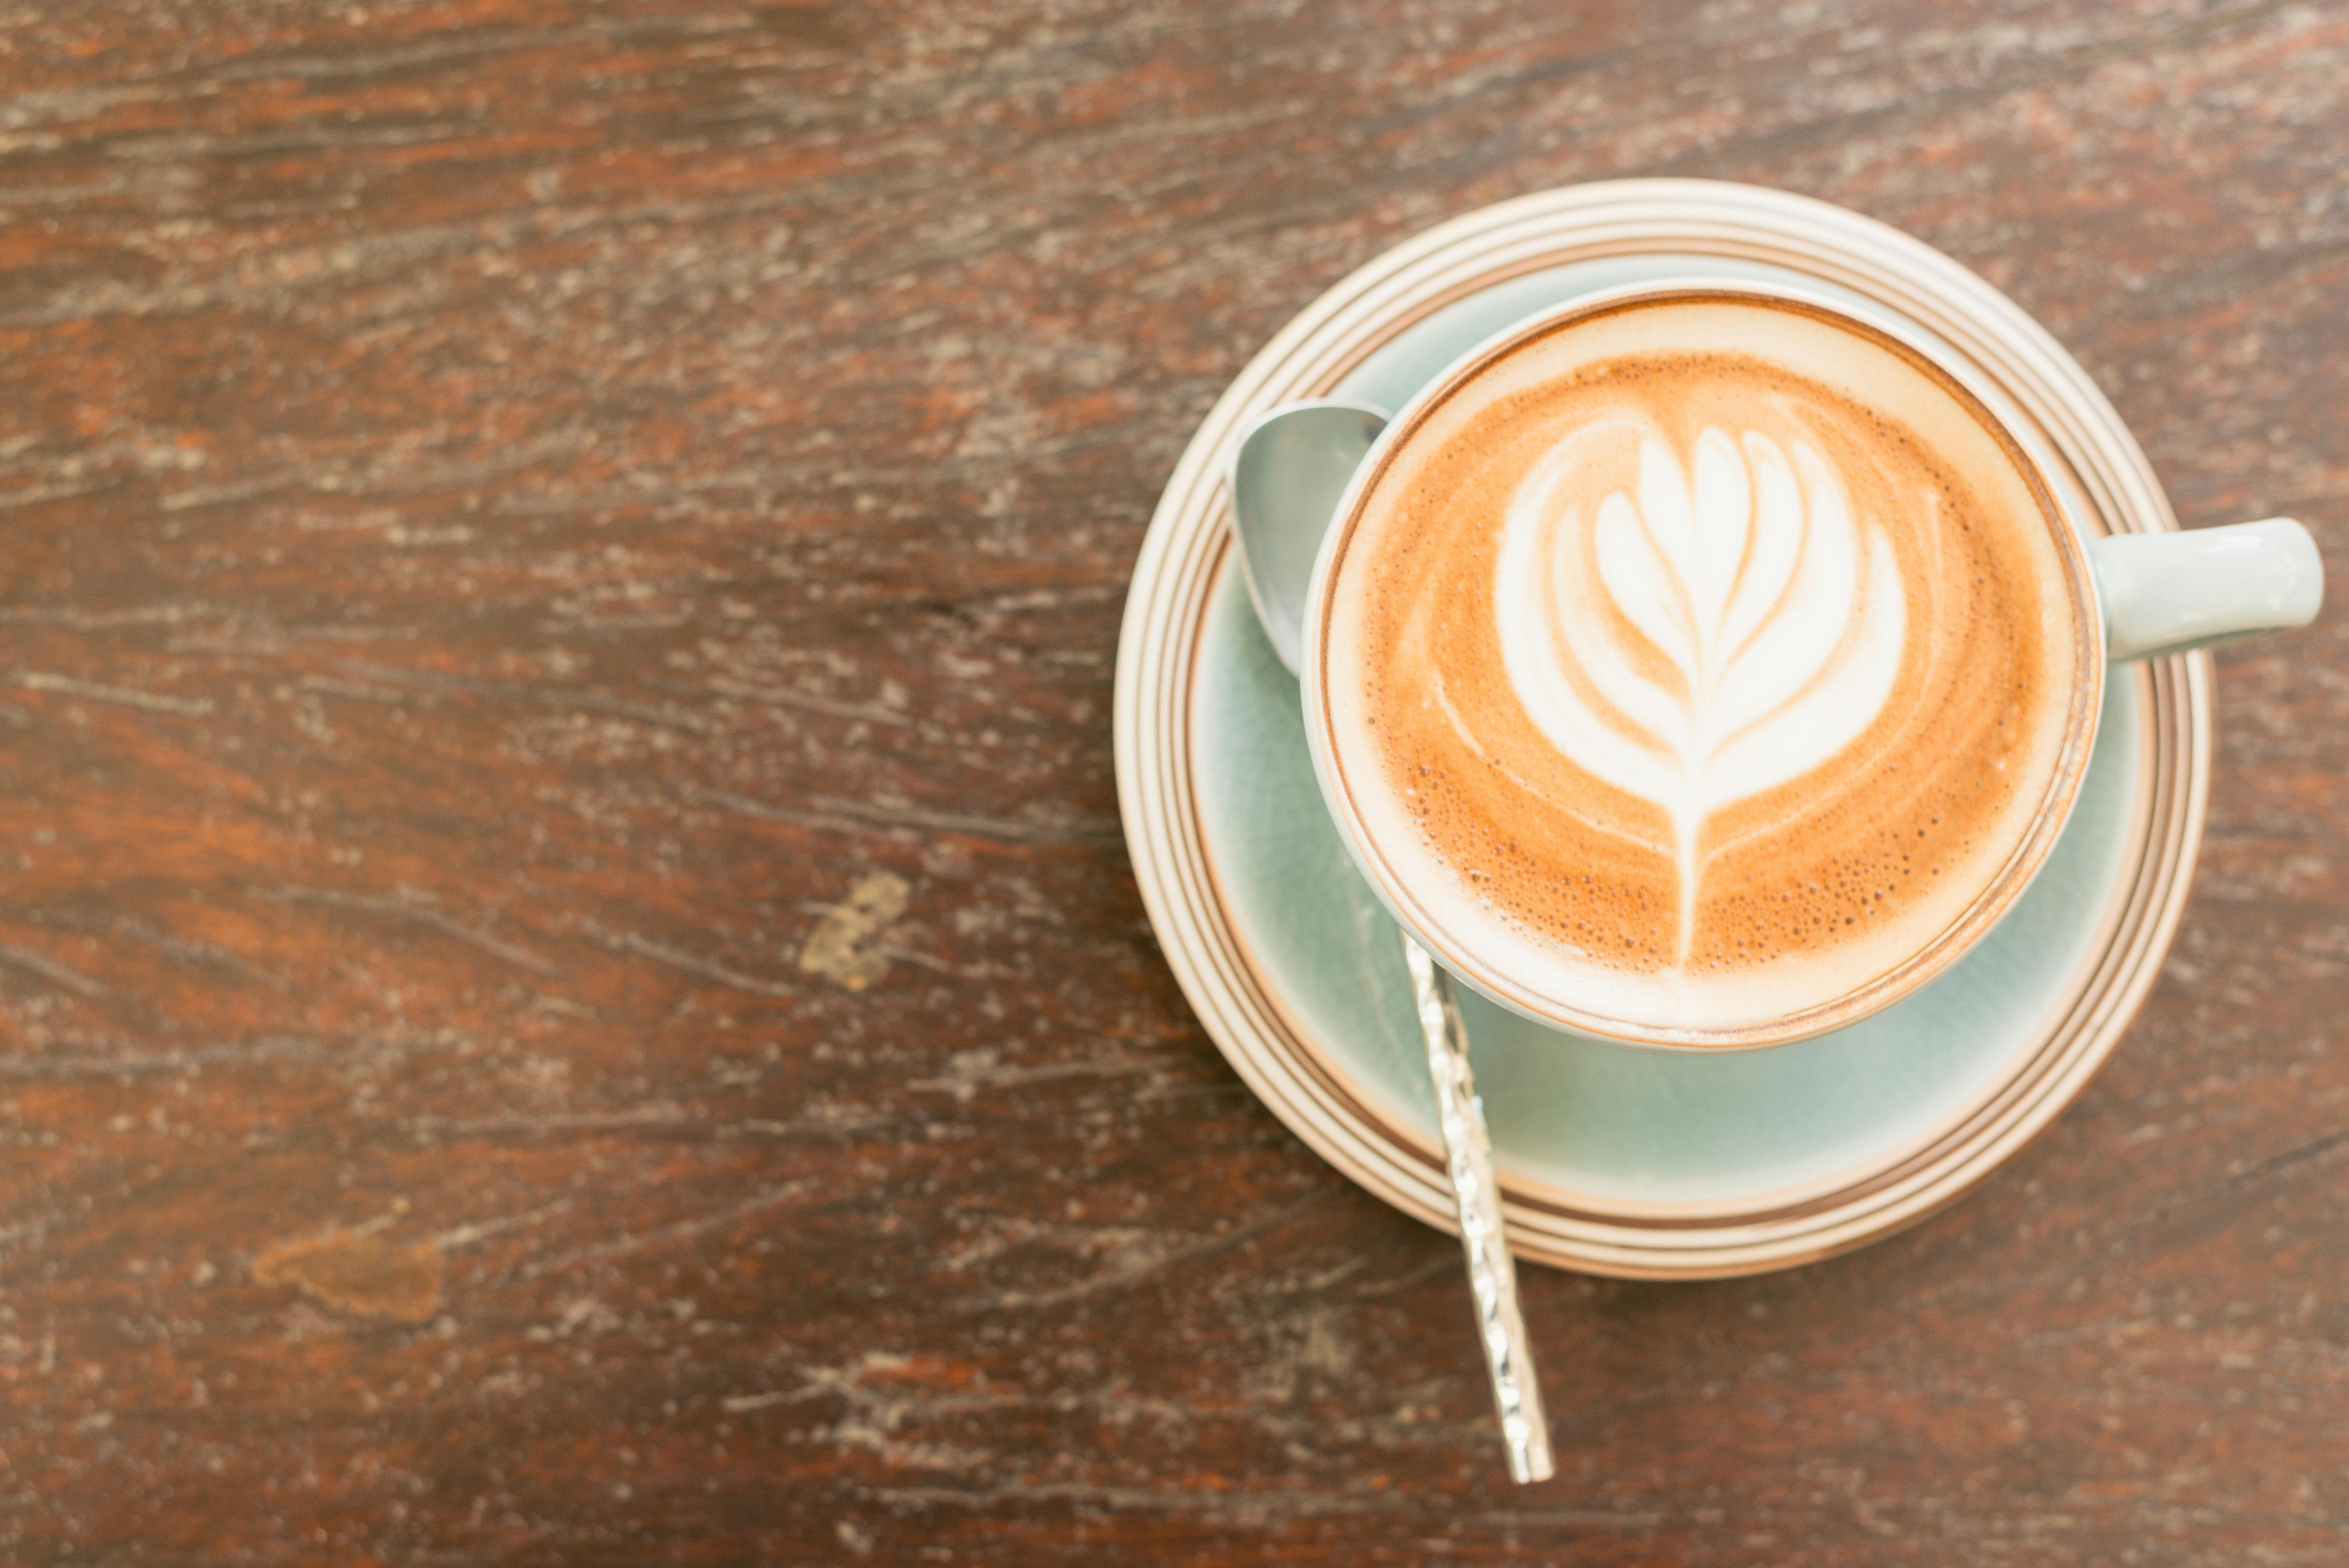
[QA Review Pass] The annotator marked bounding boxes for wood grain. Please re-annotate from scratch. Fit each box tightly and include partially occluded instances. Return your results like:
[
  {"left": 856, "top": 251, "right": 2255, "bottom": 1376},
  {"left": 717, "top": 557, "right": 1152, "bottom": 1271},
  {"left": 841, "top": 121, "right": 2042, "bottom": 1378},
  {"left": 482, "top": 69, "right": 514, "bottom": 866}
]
[{"left": 0, "top": 2, "right": 2342, "bottom": 1563}]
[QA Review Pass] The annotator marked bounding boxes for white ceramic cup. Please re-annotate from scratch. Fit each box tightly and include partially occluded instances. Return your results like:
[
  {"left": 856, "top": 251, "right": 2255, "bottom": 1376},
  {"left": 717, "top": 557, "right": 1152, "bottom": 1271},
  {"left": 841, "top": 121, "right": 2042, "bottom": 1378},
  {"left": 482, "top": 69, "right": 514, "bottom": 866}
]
[{"left": 1297, "top": 278, "right": 2322, "bottom": 1052}]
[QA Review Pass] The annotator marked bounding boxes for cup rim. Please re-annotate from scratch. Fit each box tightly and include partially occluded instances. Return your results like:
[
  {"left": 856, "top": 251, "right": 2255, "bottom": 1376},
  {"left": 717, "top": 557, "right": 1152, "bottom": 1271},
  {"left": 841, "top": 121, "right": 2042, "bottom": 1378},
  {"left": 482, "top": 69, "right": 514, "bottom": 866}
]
[{"left": 1298, "top": 276, "right": 2108, "bottom": 1053}]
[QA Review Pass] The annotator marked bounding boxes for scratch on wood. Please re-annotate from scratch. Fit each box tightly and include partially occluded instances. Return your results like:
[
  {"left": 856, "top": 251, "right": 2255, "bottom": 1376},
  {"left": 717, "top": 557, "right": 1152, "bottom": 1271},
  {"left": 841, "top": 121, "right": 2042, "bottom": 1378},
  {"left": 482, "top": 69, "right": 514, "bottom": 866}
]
[
  {"left": 0, "top": 1039, "right": 357, "bottom": 1076},
  {"left": 816, "top": 795, "right": 1121, "bottom": 847},
  {"left": 159, "top": 473, "right": 300, "bottom": 512},
  {"left": 0, "top": 941, "right": 104, "bottom": 997},
  {"left": 721, "top": 1390, "right": 802, "bottom": 1413},
  {"left": 2149, "top": 1125, "right": 2349, "bottom": 1220},
  {"left": 0, "top": 477, "right": 119, "bottom": 511},
  {"left": 694, "top": 677, "right": 916, "bottom": 727},
  {"left": 336, "top": 661, "right": 712, "bottom": 732},
  {"left": 207, "top": 13, "right": 764, "bottom": 90},
  {"left": 251, "top": 1228, "right": 443, "bottom": 1323},
  {"left": 1349, "top": 1255, "right": 1460, "bottom": 1300},
  {"left": 435, "top": 1199, "right": 573, "bottom": 1251},
  {"left": 681, "top": 787, "right": 875, "bottom": 839},
  {"left": 0, "top": 604, "right": 219, "bottom": 630},
  {"left": 958, "top": 1189, "right": 1331, "bottom": 1312},
  {"left": 855, "top": 1481, "right": 1666, "bottom": 1526},
  {"left": 297, "top": 674, "right": 433, "bottom": 706},
  {"left": 526, "top": 1180, "right": 815, "bottom": 1278},
  {"left": 909, "top": 1046, "right": 1159, "bottom": 1101},
  {"left": 408, "top": 1105, "right": 693, "bottom": 1139},
  {"left": 722, "top": 1104, "right": 894, "bottom": 1140},
  {"left": 17, "top": 671, "right": 215, "bottom": 716},
  {"left": 797, "top": 873, "right": 910, "bottom": 991},
  {"left": 726, "top": 1353, "right": 991, "bottom": 1471},
  {"left": 581, "top": 921, "right": 797, "bottom": 996},
  {"left": 692, "top": 784, "right": 1120, "bottom": 846},
  {"left": 268, "top": 887, "right": 556, "bottom": 974},
  {"left": 112, "top": 917, "right": 291, "bottom": 991}
]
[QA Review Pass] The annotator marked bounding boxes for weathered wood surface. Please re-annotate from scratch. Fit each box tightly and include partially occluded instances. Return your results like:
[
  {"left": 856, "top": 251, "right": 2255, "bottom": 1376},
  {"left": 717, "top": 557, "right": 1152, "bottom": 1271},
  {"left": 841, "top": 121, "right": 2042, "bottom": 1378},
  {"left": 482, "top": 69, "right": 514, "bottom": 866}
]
[{"left": 0, "top": 2, "right": 2342, "bottom": 1563}]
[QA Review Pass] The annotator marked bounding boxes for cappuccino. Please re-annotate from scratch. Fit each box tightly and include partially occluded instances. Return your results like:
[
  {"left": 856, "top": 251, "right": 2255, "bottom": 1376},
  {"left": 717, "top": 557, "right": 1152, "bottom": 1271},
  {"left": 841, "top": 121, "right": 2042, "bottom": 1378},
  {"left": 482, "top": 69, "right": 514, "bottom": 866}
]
[{"left": 1315, "top": 292, "right": 2096, "bottom": 1037}]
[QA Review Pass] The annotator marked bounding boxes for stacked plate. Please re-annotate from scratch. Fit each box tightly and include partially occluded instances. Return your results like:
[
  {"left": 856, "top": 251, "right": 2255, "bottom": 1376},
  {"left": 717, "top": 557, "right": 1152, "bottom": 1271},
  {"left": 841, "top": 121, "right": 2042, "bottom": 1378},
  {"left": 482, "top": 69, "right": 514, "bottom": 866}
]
[{"left": 1114, "top": 182, "right": 2207, "bottom": 1279}]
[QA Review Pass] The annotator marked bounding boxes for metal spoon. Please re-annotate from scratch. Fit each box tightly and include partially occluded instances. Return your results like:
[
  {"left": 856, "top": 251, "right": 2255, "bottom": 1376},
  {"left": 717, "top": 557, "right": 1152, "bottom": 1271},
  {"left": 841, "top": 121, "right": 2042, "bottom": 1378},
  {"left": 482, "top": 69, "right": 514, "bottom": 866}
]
[{"left": 1226, "top": 401, "right": 1555, "bottom": 1486}]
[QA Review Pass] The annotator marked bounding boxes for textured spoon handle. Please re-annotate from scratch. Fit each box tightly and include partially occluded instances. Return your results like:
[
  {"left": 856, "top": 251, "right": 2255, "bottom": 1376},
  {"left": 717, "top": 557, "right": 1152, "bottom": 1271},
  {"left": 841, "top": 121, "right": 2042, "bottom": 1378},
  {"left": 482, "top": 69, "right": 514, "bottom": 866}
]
[{"left": 1402, "top": 934, "right": 1554, "bottom": 1484}]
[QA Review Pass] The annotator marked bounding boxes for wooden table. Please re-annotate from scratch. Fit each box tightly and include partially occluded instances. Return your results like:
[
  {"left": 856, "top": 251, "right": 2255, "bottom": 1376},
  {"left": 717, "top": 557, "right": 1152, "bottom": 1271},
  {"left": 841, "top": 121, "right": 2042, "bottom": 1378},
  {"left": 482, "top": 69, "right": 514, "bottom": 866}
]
[{"left": 0, "top": 3, "right": 2342, "bottom": 1563}]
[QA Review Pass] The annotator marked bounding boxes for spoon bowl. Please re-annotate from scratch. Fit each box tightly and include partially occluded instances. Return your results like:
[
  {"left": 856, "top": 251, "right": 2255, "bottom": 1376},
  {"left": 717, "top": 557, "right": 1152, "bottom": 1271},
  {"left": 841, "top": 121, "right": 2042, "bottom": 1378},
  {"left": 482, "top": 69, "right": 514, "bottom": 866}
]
[{"left": 1225, "top": 400, "right": 1388, "bottom": 674}]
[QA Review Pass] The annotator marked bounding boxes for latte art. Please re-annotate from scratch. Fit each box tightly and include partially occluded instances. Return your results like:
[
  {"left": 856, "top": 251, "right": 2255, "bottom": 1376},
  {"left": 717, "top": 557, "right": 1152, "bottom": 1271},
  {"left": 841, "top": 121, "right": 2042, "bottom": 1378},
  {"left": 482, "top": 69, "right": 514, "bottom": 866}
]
[
  {"left": 1315, "top": 292, "right": 2094, "bottom": 1039},
  {"left": 1494, "top": 424, "right": 1906, "bottom": 958}
]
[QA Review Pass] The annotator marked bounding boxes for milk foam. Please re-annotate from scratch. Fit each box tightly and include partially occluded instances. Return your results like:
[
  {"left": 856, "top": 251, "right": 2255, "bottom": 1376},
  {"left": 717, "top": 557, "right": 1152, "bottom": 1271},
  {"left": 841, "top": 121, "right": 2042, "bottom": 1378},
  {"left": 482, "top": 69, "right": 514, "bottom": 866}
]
[
  {"left": 1316, "top": 292, "right": 2094, "bottom": 1040},
  {"left": 1494, "top": 423, "right": 1906, "bottom": 958}
]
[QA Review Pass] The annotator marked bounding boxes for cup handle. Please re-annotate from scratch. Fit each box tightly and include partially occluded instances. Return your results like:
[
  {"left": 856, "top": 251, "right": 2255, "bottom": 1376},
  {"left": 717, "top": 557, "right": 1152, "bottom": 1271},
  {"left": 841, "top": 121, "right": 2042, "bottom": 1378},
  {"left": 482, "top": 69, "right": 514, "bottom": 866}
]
[{"left": 2089, "top": 518, "right": 2323, "bottom": 663}]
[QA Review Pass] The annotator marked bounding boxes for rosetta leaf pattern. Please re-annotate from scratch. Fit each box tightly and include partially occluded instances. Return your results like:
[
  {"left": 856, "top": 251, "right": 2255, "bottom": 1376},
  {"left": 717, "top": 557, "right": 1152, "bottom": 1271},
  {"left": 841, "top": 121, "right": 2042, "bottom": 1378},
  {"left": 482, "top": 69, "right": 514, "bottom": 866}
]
[{"left": 1493, "top": 424, "right": 1905, "bottom": 960}]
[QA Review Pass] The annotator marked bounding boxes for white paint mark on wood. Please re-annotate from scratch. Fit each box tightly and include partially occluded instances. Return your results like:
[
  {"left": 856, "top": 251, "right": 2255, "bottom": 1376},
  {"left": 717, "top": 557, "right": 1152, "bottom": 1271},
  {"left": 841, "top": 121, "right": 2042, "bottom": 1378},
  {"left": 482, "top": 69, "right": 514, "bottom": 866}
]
[{"left": 797, "top": 872, "right": 910, "bottom": 991}]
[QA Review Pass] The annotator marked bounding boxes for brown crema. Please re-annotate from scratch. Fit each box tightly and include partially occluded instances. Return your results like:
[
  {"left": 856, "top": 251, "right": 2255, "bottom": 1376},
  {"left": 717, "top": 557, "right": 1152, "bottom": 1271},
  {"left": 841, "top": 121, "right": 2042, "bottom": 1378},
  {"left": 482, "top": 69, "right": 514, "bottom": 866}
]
[{"left": 1315, "top": 292, "right": 2096, "bottom": 1041}]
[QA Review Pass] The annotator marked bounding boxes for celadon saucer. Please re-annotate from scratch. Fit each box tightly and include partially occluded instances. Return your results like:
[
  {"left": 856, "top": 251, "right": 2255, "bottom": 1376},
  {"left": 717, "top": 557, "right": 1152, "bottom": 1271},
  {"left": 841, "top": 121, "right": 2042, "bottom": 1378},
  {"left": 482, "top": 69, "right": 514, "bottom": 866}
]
[{"left": 1115, "top": 183, "right": 2208, "bottom": 1278}]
